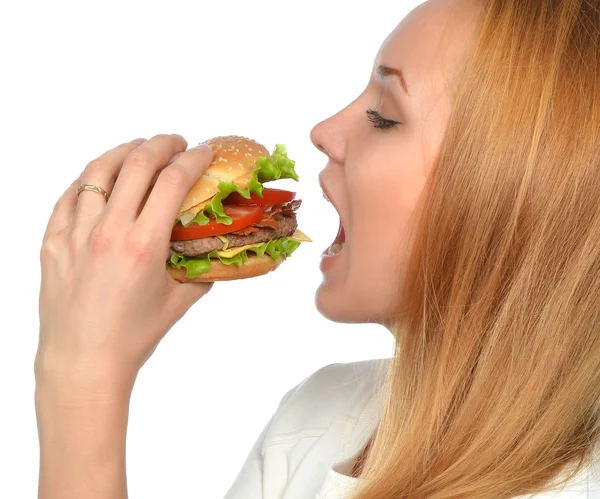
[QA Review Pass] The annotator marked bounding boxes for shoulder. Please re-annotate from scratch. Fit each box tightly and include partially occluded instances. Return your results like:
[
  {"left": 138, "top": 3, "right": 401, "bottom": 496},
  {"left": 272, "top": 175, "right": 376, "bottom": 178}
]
[
  {"left": 281, "top": 357, "right": 391, "bottom": 405},
  {"left": 264, "top": 357, "right": 391, "bottom": 445}
]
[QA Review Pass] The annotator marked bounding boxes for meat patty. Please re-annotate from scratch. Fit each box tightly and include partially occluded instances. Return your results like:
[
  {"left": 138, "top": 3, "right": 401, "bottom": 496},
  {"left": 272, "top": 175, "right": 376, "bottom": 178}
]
[{"left": 170, "top": 213, "right": 298, "bottom": 258}]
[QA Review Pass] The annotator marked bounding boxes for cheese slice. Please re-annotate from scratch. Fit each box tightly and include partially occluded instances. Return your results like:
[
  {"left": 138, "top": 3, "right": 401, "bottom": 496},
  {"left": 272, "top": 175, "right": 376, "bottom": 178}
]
[
  {"left": 287, "top": 229, "right": 312, "bottom": 243},
  {"left": 213, "top": 230, "right": 312, "bottom": 259},
  {"left": 215, "top": 242, "right": 264, "bottom": 259}
]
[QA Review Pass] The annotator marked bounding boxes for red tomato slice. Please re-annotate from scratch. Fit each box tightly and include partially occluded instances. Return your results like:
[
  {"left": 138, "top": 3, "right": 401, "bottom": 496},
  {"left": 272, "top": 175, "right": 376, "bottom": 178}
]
[
  {"left": 222, "top": 188, "right": 296, "bottom": 206},
  {"left": 171, "top": 205, "right": 264, "bottom": 241}
]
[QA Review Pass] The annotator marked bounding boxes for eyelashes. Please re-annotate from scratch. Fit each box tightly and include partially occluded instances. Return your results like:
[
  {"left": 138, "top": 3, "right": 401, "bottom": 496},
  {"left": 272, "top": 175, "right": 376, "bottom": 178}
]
[{"left": 366, "top": 108, "right": 402, "bottom": 129}]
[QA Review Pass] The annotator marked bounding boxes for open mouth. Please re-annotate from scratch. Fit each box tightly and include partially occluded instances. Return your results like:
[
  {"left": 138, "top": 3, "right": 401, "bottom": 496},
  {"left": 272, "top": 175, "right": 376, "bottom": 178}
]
[
  {"left": 320, "top": 180, "right": 347, "bottom": 260},
  {"left": 324, "top": 219, "right": 345, "bottom": 257}
]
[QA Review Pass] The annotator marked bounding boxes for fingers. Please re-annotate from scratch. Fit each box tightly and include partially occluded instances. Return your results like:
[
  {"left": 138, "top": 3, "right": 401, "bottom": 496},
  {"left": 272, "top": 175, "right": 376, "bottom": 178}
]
[
  {"left": 134, "top": 144, "right": 214, "bottom": 249},
  {"left": 105, "top": 134, "right": 188, "bottom": 223},
  {"left": 42, "top": 173, "right": 83, "bottom": 243},
  {"left": 136, "top": 151, "right": 185, "bottom": 217},
  {"left": 74, "top": 139, "right": 147, "bottom": 224},
  {"left": 166, "top": 151, "right": 184, "bottom": 167}
]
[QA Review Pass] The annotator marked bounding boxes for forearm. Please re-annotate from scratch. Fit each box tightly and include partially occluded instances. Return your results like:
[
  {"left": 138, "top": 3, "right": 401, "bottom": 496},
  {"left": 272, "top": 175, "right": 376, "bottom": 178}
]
[{"left": 35, "top": 360, "right": 134, "bottom": 499}]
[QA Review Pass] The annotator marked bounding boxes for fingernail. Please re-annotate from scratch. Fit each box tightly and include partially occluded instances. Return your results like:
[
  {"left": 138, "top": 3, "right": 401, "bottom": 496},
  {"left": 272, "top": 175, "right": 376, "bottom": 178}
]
[
  {"left": 193, "top": 143, "right": 212, "bottom": 152},
  {"left": 131, "top": 138, "right": 147, "bottom": 145}
]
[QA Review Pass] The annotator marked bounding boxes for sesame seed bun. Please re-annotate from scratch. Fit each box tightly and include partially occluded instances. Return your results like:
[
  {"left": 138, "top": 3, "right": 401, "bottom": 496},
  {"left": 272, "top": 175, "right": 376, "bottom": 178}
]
[
  {"left": 178, "top": 136, "right": 270, "bottom": 215},
  {"left": 166, "top": 254, "right": 285, "bottom": 283}
]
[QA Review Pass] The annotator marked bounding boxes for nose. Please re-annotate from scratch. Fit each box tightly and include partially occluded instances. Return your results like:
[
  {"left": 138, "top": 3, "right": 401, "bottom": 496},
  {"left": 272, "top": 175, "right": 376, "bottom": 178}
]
[
  {"left": 310, "top": 121, "right": 327, "bottom": 155},
  {"left": 310, "top": 114, "right": 345, "bottom": 164}
]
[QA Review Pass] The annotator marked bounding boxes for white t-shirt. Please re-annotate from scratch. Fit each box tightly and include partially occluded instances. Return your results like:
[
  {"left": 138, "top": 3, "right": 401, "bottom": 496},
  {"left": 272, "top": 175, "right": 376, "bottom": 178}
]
[{"left": 223, "top": 357, "right": 600, "bottom": 499}]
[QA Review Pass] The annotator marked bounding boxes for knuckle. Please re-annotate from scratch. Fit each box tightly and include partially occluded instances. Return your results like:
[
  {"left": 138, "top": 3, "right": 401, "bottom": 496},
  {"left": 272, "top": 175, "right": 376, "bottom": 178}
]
[
  {"left": 125, "top": 230, "right": 154, "bottom": 261},
  {"left": 40, "top": 234, "right": 63, "bottom": 262},
  {"left": 69, "top": 225, "right": 87, "bottom": 250},
  {"left": 51, "top": 198, "right": 61, "bottom": 214},
  {"left": 148, "top": 133, "right": 174, "bottom": 150},
  {"left": 154, "top": 133, "right": 172, "bottom": 142},
  {"left": 88, "top": 224, "right": 114, "bottom": 256},
  {"left": 126, "top": 149, "right": 151, "bottom": 169},
  {"left": 160, "top": 166, "right": 187, "bottom": 187},
  {"left": 85, "top": 158, "right": 107, "bottom": 176}
]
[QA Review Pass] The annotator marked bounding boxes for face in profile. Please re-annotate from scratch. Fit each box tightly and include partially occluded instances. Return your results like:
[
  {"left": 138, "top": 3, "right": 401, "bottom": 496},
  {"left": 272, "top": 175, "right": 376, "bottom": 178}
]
[{"left": 310, "top": 0, "right": 483, "bottom": 326}]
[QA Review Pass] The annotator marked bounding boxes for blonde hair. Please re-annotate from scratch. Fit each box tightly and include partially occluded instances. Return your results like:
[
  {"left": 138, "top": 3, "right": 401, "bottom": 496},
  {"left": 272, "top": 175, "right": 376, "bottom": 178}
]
[{"left": 349, "top": 0, "right": 600, "bottom": 497}]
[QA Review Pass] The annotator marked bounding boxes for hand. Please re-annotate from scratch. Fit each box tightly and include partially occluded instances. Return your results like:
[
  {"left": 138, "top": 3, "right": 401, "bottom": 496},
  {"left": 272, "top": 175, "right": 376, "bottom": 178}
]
[{"left": 36, "top": 134, "right": 215, "bottom": 388}]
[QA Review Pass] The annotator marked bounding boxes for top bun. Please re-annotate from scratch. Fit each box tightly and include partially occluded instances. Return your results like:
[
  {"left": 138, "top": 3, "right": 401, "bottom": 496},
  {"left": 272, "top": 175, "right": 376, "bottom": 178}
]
[{"left": 179, "top": 136, "right": 270, "bottom": 214}]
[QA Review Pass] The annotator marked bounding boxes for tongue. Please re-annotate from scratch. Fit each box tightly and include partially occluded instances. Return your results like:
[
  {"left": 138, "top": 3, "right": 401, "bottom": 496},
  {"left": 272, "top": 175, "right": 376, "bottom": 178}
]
[{"left": 333, "top": 222, "right": 345, "bottom": 244}]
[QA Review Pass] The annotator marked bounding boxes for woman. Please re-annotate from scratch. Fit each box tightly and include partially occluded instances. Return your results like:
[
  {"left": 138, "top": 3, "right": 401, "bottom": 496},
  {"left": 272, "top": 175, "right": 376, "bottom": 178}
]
[{"left": 35, "top": 0, "right": 600, "bottom": 496}]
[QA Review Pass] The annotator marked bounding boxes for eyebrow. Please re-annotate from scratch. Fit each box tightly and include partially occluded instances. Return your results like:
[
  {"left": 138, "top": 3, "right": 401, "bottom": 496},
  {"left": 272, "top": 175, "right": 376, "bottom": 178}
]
[{"left": 376, "top": 64, "right": 410, "bottom": 96}]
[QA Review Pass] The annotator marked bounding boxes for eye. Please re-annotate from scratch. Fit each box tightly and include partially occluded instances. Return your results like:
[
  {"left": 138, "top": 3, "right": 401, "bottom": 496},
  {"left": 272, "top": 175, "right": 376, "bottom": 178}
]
[{"left": 366, "top": 108, "right": 402, "bottom": 129}]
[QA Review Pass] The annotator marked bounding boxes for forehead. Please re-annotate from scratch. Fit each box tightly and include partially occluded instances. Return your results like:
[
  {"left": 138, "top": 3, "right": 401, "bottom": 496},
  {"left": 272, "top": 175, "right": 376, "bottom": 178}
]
[{"left": 375, "top": 0, "right": 482, "bottom": 108}]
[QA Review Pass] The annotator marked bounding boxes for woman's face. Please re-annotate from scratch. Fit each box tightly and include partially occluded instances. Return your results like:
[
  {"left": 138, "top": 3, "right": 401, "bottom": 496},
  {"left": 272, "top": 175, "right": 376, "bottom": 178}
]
[{"left": 311, "top": 0, "right": 482, "bottom": 325}]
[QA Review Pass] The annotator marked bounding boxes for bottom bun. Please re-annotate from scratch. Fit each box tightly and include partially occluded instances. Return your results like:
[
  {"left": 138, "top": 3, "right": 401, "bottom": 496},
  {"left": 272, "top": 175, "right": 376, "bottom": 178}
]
[{"left": 166, "top": 254, "right": 286, "bottom": 283}]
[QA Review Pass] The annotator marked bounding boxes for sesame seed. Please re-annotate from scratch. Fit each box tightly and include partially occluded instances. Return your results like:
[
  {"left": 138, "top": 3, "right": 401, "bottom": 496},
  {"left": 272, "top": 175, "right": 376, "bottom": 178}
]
[
  {"left": 248, "top": 148, "right": 253, "bottom": 151},
  {"left": 238, "top": 162, "right": 243, "bottom": 167},
  {"left": 223, "top": 158, "right": 228, "bottom": 162},
  {"left": 228, "top": 166, "right": 233, "bottom": 171},
  {"left": 205, "top": 187, "right": 210, "bottom": 192}
]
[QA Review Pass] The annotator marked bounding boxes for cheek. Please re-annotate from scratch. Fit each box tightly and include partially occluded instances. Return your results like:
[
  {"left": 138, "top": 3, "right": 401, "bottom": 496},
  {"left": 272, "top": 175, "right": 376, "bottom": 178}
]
[
  {"left": 315, "top": 212, "right": 407, "bottom": 324},
  {"left": 350, "top": 184, "right": 412, "bottom": 316},
  {"left": 316, "top": 159, "right": 427, "bottom": 324}
]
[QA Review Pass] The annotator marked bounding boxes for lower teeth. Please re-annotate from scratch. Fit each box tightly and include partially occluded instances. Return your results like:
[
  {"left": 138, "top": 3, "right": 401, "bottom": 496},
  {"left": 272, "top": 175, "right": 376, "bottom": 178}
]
[{"left": 326, "top": 243, "right": 344, "bottom": 256}]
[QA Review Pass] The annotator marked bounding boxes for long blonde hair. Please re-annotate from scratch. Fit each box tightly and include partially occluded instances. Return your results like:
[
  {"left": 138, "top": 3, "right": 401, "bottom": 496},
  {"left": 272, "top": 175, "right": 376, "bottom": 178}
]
[{"left": 349, "top": 0, "right": 600, "bottom": 497}]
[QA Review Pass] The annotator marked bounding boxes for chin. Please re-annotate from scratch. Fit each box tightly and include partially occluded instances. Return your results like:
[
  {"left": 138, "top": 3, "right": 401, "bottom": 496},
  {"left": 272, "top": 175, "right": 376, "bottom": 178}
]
[{"left": 314, "top": 280, "right": 384, "bottom": 324}]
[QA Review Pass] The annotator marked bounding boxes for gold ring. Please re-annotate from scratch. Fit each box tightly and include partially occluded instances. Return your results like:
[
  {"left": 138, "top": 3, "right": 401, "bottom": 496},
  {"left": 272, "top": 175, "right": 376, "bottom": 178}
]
[{"left": 76, "top": 184, "right": 108, "bottom": 199}]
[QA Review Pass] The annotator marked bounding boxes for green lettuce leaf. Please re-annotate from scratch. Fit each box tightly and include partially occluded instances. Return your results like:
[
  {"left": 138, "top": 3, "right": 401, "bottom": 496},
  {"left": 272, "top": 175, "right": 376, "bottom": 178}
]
[
  {"left": 168, "top": 237, "right": 301, "bottom": 279},
  {"left": 176, "top": 144, "right": 299, "bottom": 228}
]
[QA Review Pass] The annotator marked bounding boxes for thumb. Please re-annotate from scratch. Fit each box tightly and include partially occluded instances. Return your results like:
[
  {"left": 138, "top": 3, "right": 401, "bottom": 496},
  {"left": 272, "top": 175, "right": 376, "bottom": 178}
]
[{"left": 167, "top": 280, "right": 214, "bottom": 320}]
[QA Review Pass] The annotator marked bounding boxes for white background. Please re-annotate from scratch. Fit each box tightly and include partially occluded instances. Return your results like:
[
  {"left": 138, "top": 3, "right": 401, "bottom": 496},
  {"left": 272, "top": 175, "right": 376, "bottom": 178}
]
[{"left": 0, "top": 1, "right": 421, "bottom": 497}]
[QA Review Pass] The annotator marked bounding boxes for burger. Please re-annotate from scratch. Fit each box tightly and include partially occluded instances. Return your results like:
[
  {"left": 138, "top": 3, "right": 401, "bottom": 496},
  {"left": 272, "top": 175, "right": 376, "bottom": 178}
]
[{"left": 166, "top": 135, "right": 311, "bottom": 282}]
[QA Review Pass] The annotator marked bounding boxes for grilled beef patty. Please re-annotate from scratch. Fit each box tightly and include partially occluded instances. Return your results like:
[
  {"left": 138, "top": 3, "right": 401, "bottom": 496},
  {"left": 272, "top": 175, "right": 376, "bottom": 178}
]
[{"left": 170, "top": 213, "right": 297, "bottom": 258}]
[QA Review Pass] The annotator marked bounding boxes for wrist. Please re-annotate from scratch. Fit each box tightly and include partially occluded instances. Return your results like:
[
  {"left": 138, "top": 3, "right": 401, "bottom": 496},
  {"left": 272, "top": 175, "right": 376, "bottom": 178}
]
[
  {"left": 35, "top": 375, "right": 130, "bottom": 499},
  {"left": 35, "top": 348, "right": 137, "bottom": 401}
]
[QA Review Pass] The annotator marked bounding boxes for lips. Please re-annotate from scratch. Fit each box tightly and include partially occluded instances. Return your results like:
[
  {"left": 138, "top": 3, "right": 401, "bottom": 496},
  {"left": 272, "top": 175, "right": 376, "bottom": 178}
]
[
  {"left": 320, "top": 180, "right": 347, "bottom": 260},
  {"left": 320, "top": 181, "right": 346, "bottom": 238},
  {"left": 333, "top": 220, "right": 345, "bottom": 245}
]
